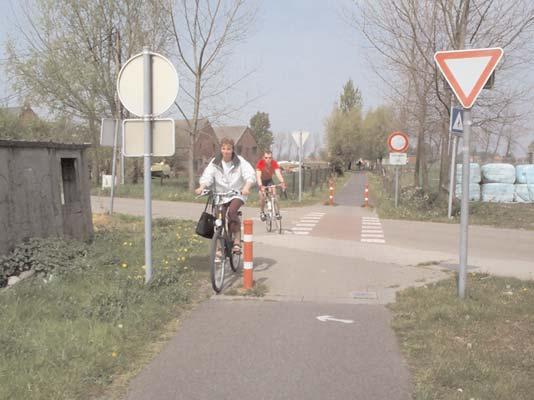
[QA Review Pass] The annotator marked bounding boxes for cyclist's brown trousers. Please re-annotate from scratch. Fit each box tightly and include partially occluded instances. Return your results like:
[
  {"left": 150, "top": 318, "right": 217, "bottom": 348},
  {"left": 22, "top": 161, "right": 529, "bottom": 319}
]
[{"left": 222, "top": 198, "right": 244, "bottom": 234}]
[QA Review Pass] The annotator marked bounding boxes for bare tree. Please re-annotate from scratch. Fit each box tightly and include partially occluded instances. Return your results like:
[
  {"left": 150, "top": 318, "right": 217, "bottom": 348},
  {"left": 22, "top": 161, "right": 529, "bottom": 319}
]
[
  {"left": 166, "top": 0, "right": 257, "bottom": 189},
  {"left": 352, "top": 0, "right": 534, "bottom": 192},
  {"left": 5, "top": 0, "right": 169, "bottom": 182}
]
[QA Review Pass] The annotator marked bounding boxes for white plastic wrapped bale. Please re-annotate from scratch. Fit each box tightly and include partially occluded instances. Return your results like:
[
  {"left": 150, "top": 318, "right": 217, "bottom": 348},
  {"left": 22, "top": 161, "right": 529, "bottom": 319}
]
[
  {"left": 514, "top": 184, "right": 534, "bottom": 203},
  {"left": 515, "top": 164, "right": 534, "bottom": 184},
  {"left": 481, "top": 183, "right": 515, "bottom": 202},
  {"left": 455, "top": 163, "right": 481, "bottom": 183},
  {"left": 481, "top": 163, "right": 516, "bottom": 184},
  {"left": 455, "top": 183, "right": 481, "bottom": 201}
]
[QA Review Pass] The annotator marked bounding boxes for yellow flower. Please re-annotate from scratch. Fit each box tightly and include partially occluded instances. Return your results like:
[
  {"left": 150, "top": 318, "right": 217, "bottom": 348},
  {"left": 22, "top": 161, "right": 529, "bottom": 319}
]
[
  {"left": 111, "top": 352, "right": 117, "bottom": 357},
  {"left": 184, "top": 249, "right": 188, "bottom": 252},
  {"left": 121, "top": 263, "right": 128, "bottom": 268},
  {"left": 181, "top": 257, "right": 186, "bottom": 262},
  {"left": 123, "top": 242, "right": 128, "bottom": 246},
  {"left": 165, "top": 260, "right": 169, "bottom": 265},
  {"left": 141, "top": 265, "right": 146, "bottom": 270}
]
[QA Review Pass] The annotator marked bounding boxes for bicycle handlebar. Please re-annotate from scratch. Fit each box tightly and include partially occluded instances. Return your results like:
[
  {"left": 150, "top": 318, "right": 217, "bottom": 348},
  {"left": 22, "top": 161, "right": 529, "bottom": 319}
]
[{"left": 195, "top": 189, "right": 241, "bottom": 199}]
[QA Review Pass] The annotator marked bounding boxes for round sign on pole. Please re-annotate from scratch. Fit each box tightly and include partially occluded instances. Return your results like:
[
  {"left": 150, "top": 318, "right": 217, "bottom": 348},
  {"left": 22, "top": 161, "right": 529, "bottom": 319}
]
[
  {"left": 117, "top": 51, "right": 179, "bottom": 117},
  {"left": 387, "top": 131, "right": 409, "bottom": 153}
]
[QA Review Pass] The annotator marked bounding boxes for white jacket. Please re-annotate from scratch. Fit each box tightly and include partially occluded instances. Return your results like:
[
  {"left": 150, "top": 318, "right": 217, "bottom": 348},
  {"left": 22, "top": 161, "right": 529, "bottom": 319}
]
[{"left": 199, "top": 153, "right": 256, "bottom": 204}]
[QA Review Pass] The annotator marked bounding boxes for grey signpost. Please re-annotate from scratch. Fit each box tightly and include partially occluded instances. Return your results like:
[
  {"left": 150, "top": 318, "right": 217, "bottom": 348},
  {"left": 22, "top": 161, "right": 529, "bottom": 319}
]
[
  {"left": 100, "top": 118, "right": 121, "bottom": 214},
  {"left": 435, "top": 47, "right": 503, "bottom": 298},
  {"left": 117, "top": 48, "right": 179, "bottom": 284},
  {"left": 387, "top": 132, "right": 409, "bottom": 208},
  {"left": 448, "top": 106, "right": 463, "bottom": 219},
  {"left": 292, "top": 131, "right": 309, "bottom": 202}
]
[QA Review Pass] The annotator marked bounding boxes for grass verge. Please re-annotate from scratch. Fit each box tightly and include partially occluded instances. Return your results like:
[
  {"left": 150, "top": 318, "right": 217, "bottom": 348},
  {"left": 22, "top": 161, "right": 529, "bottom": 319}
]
[
  {"left": 0, "top": 214, "right": 211, "bottom": 400},
  {"left": 368, "top": 174, "right": 534, "bottom": 230},
  {"left": 389, "top": 273, "right": 534, "bottom": 399}
]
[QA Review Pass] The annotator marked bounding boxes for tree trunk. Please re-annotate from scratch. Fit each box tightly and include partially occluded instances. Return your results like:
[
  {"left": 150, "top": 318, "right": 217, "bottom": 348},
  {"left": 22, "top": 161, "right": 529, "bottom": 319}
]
[{"left": 188, "top": 69, "right": 202, "bottom": 191}]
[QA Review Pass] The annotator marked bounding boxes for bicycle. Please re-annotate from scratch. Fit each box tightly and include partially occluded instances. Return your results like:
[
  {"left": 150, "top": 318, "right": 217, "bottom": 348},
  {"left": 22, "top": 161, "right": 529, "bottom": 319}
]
[
  {"left": 198, "top": 189, "right": 242, "bottom": 293},
  {"left": 262, "top": 184, "right": 285, "bottom": 234}
]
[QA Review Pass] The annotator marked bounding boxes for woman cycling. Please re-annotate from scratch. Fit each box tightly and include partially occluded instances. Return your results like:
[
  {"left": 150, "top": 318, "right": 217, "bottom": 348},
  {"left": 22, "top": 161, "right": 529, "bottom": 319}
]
[{"left": 195, "top": 137, "right": 255, "bottom": 254}]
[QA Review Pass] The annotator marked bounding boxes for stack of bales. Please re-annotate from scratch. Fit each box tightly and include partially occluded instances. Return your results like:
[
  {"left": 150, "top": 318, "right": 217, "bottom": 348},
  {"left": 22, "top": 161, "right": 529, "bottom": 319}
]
[
  {"left": 455, "top": 163, "right": 481, "bottom": 201},
  {"left": 481, "top": 164, "right": 515, "bottom": 202},
  {"left": 514, "top": 165, "right": 534, "bottom": 203}
]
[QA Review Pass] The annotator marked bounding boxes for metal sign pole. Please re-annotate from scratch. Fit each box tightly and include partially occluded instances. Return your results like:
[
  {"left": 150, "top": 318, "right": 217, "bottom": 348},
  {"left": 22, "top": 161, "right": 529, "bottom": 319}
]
[
  {"left": 299, "top": 131, "right": 303, "bottom": 202},
  {"left": 109, "top": 119, "right": 119, "bottom": 215},
  {"left": 458, "top": 108, "right": 471, "bottom": 299},
  {"left": 121, "top": 151, "right": 125, "bottom": 185},
  {"left": 394, "top": 166, "right": 399, "bottom": 208},
  {"left": 447, "top": 136, "right": 458, "bottom": 219},
  {"left": 143, "top": 48, "right": 153, "bottom": 284}
]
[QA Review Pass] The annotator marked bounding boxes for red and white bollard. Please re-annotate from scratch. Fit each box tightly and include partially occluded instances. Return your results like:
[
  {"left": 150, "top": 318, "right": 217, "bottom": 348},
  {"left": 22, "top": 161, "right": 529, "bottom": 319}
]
[
  {"left": 243, "top": 219, "right": 254, "bottom": 289},
  {"left": 364, "top": 184, "right": 369, "bottom": 207},
  {"left": 328, "top": 178, "right": 335, "bottom": 206}
]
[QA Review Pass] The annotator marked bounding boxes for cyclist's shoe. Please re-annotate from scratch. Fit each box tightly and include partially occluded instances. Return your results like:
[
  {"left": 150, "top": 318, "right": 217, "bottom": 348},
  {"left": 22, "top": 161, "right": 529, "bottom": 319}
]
[
  {"left": 275, "top": 213, "right": 282, "bottom": 220},
  {"left": 232, "top": 243, "right": 242, "bottom": 255},
  {"left": 260, "top": 211, "right": 266, "bottom": 221}
]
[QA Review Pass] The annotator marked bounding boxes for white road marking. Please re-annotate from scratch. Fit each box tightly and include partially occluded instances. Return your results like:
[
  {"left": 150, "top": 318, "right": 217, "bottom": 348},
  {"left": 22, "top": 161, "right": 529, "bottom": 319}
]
[
  {"left": 361, "top": 216, "right": 385, "bottom": 244},
  {"left": 361, "top": 238, "right": 386, "bottom": 243}
]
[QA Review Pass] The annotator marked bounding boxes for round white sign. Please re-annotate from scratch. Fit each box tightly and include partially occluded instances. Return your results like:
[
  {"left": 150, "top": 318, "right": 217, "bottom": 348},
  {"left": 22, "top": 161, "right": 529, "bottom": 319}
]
[
  {"left": 391, "top": 136, "right": 407, "bottom": 151},
  {"left": 388, "top": 131, "right": 409, "bottom": 153},
  {"left": 117, "top": 51, "right": 179, "bottom": 117}
]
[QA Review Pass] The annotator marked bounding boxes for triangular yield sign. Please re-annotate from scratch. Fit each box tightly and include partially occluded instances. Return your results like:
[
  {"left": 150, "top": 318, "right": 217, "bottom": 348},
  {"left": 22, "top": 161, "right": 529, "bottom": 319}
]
[{"left": 434, "top": 48, "right": 503, "bottom": 109}]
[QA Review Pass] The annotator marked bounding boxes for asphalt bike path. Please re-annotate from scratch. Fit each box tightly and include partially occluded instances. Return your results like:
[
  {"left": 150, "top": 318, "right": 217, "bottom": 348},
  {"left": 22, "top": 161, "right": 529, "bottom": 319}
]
[{"left": 107, "top": 174, "right": 420, "bottom": 399}]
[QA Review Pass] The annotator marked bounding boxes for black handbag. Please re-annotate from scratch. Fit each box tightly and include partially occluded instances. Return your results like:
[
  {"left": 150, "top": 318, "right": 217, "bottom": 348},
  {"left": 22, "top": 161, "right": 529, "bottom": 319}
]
[{"left": 195, "top": 197, "right": 215, "bottom": 238}]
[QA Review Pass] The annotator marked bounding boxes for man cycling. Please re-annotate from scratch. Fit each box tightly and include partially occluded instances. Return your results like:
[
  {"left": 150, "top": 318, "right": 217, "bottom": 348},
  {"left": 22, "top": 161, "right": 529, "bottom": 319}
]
[
  {"left": 256, "top": 150, "right": 286, "bottom": 221},
  {"left": 195, "top": 137, "right": 255, "bottom": 254}
]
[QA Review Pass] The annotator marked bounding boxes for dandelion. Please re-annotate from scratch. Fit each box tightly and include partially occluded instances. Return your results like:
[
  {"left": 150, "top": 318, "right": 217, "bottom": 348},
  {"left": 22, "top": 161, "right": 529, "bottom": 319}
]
[
  {"left": 118, "top": 324, "right": 123, "bottom": 329},
  {"left": 129, "top": 242, "right": 133, "bottom": 246},
  {"left": 181, "top": 257, "right": 186, "bottom": 262},
  {"left": 123, "top": 242, "right": 128, "bottom": 246},
  {"left": 165, "top": 260, "right": 169, "bottom": 265},
  {"left": 111, "top": 352, "right": 117, "bottom": 357},
  {"left": 121, "top": 263, "right": 128, "bottom": 268},
  {"left": 141, "top": 265, "right": 146, "bottom": 270},
  {"left": 184, "top": 266, "right": 188, "bottom": 270}
]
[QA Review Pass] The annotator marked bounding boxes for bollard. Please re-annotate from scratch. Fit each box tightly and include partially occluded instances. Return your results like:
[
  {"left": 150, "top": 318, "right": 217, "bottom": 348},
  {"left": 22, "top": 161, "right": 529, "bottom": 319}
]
[
  {"left": 328, "top": 177, "right": 335, "bottom": 206},
  {"left": 364, "top": 184, "right": 369, "bottom": 207},
  {"left": 243, "top": 219, "right": 254, "bottom": 289}
]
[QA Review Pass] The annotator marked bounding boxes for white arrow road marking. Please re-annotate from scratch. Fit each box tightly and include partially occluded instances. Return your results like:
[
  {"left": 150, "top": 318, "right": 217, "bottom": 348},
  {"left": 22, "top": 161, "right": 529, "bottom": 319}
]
[{"left": 316, "top": 315, "right": 354, "bottom": 324}]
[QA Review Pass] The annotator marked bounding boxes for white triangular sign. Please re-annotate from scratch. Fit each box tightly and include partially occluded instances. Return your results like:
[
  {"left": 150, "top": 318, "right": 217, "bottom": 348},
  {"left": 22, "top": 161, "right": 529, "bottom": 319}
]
[
  {"left": 452, "top": 113, "right": 463, "bottom": 131},
  {"left": 291, "top": 131, "right": 310, "bottom": 147},
  {"left": 434, "top": 48, "right": 503, "bottom": 108}
]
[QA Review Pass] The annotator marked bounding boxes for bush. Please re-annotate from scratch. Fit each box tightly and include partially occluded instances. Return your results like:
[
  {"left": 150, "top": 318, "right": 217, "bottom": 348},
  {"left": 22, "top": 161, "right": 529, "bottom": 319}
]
[{"left": 0, "top": 238, "right": 88, "bottom": 287}]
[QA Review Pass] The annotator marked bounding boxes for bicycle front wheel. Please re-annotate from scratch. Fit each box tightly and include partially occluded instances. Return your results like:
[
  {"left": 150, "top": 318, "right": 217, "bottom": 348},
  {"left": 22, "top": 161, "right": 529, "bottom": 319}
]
[
  {"left": 210, "top": 230, "right": 227, "bottom": 293},
  {"left": 228, "top": 231, "right": 241, "bottom": 272},
  {"left": 273, "top": 198, "right": 282, "bottom": 234}
]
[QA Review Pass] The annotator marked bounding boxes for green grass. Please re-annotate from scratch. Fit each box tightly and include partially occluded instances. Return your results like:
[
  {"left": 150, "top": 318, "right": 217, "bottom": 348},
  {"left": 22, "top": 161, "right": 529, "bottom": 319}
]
[
  {"left": 92, "top": 172, "right": 348, "bottom": 208},
  {"left": 369, "top": 174, "right": 534, "bottom": 230},
  {"left": 0, "top": 214, "right": 211, "bottom": 400},
  {"left": 389, "top": 273, "right": 534, "bottom": 399}
]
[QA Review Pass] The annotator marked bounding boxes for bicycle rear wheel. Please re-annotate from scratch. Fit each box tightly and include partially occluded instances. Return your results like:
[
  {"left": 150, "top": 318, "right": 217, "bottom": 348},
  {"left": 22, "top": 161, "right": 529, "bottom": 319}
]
[{"left": 210, "top": 230, "right": 227, "bottom": 293}]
